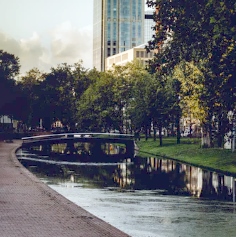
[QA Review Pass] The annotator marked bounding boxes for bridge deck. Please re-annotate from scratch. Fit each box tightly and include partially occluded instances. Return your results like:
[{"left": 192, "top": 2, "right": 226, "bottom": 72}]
[
  {"left": 22, "top": 133, "right": 135, "bottom": 158},
  {"left": 22, "top": 132, "right": 134, "bottom": 143}
]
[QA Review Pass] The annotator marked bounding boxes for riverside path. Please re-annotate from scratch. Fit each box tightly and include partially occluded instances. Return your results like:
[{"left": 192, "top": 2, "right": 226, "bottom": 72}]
[{"left": 0, "top": 140, "right": 130, "bottom": 237}]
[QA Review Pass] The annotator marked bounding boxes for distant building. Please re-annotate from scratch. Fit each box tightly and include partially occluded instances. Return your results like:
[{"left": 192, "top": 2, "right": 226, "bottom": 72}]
[
  {"left": 52, "top": 120, "right": 63, "bottom": 128},
  {"left": 0, "top": 115, "right": 15, "bottom": 131},
  {"left": 93, "top": 0, "right": 145, "bottom": 72},
  {"left": 0, "top": 115, "right": 11, "bottom": 124},
  {"left": 144, "top": 10, "right": 155, "bottom": 44},
  {"left": 105, "top": 44, "right": 154, "bottom": 70}
]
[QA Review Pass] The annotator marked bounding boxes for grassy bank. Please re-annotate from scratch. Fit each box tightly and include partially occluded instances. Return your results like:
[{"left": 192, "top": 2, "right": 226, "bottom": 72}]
[{"left": 136, "top": 137, "right": 236, "bottom": 176}]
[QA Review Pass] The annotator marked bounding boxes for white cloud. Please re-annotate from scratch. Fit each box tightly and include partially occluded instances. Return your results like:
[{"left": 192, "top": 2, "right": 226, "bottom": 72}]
[
  {"left": 0, "top": 32, "right": 22, "bottom": 59},
  {"left": 50, "top": 21, "right": 92, "bottom": 68},
  {"left": 19, "top": 32, "right": 49, "bottom": 72},
  {"left": 0, "top": 22, "right": 93, "bottom": 75}
]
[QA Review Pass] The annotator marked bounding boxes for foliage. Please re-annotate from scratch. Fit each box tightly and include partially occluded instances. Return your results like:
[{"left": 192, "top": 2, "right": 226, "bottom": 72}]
[
  {"left": 173, "top": 61, "right": 206, "bottom": 121},
  {"left": 0, "top": 49, "right": 20, "bottom": 79},
  {"left": 40, "top": 62, "right": 90, "bottom": 130},
  {"left": 17, "top": 68, "right": 45, "bottom": 126},
  {"left": 76, "top": 71, "right": 118, "bottom": 132},
  {"left": 129, "top": 71, "right": 152, "bottom": 131},
  {"left": 0, "top": 50, "right": 20, "bottom": 116},
  {"left": 110, "top": 60, "right": 146, "bottom": 132},
  {"left": 16, "top": 62, "right": 94, "bottom": 130},
  {"left": 145, "top": 0, "right": 236, "bottom": 147}
]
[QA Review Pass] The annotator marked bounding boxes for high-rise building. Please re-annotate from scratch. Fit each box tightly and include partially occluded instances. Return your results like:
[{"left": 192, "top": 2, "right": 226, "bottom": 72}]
[
  {"left": 144, "top": 10, "right": 155, "bottom": 44},
  {"left": 93, "top": 0, "right": 145, "bottom": 71}
]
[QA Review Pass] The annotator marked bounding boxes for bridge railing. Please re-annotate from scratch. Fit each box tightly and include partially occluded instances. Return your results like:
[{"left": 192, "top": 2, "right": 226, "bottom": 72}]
[{"left": 22, "top": 132, "right": 134, "bottom": 144}]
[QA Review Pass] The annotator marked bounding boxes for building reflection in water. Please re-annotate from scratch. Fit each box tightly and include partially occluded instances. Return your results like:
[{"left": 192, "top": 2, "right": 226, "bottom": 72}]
[
  {"left": 17, "top": 147, "right": 236, "bottom": 202},
  {"left": 114, "top": 157, "right": 236, "bottom": 202}
]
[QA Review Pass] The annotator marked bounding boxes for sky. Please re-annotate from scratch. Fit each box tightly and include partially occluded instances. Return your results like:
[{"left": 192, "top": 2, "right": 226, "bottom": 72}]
[{"left": 0, "top": 0, "right": 93, "bottom": 75}]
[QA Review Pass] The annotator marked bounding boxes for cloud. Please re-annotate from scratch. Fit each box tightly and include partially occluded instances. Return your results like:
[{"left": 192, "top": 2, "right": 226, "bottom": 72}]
[
  {"left": 0, "top": 32, "right": 21, "bottom": 56},
  {"left": 50, "top": 21, "right": 92, "bottom": 68},
  {"left": 0, "top": 22, "right": 93, "bottom": 75},
  {"left": 19, "top": 32, "right": 49, "bottom": 72},
  {"left": 0, "top": 31, "right": 49, "bottom": 74}
]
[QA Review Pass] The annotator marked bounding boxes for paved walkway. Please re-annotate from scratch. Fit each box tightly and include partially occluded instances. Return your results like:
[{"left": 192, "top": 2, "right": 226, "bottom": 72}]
[{"left": 0, "top": 140, "right": 130, "bottom": 237}]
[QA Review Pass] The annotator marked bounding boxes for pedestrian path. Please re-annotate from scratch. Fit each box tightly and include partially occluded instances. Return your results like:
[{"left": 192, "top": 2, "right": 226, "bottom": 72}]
[{"left": 0, "top": 140, "right": 130, "bottom": 237}]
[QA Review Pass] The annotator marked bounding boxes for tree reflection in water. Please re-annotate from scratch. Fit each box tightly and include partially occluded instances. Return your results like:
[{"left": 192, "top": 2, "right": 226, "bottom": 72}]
[{"left": 17, "top": 145, "right": 235, "bottom": 202}]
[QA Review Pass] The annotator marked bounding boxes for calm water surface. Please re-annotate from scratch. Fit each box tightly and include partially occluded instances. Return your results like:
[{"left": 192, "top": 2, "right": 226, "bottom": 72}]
[{"left": 16, "top": 147, "right": 236, "bottom": 237}]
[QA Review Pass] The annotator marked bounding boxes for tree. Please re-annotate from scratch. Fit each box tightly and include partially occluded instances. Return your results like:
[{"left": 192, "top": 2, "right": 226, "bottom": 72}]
[
  {"left": 41, "top": 63, "right": 83, "bottom": 130},
  {"left": 0, "top": 50, "right": 20, "bottom": 116},
  {"left": 173, "top": 61, "right": 205, "bottom": 121},
  {"left": 128, "top": 64, "right": 153, "bottom": 138},
  {"left": 73, "top": 66, "right": 98, "bottom": 97},
  {"left": 17, "top": 68, "right": 45, "bottom": 127},
  {"left": 146, "top": 0, "right": 236, "bottom": 147},
  {"left": 0, "top": 50, "right": 20, "bottom": 79},
  {"left": 77, "top": 60, "right": 150, "bottom": 133},
  {"left": 128, "top": 61, "right": 178, "bottom": 145},
  {"left": 108, "top": 63, "right": 136, "bottom": 133},
  {"left": 76, "top": 71, "right": 118, "bottom": 132}
]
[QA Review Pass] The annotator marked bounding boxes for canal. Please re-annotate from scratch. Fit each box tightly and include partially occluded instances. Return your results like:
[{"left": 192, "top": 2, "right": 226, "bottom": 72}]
[{"left": 16, "top": 144, "right": 236, "bottom": 237}]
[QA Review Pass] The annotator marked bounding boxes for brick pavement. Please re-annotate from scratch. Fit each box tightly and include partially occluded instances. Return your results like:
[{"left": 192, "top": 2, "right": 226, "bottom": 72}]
[{"left": 0, "top": 140, "right": 130, "bottom": 237}]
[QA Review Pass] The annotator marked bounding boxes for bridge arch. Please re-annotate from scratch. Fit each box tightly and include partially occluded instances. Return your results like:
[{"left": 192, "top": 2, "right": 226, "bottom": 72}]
[{"left": 22, "top": 133, "right": 135, "bottom": 159}]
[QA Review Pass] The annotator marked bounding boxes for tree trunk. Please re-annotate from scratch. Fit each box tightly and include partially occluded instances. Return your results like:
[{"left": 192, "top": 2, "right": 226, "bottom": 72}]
[
  {"left": 231, "top": 121, "right": 236, "bottom": 152},
  {"left": 148, "top": 127, "right": 151, "bottom": 137},
  {"left": 176, "top": 115, "right": 181, "bottom": 144},
  {"left": 217, "top": 122, "right": 223, "bottom": 148},
  {"left": 158, "top": 125, "right": 162, "bottom": 146},
  {"left": 153, "top": 127, "right": 156, "bottom": 141},
  {"left": 201, "top": 123, "right": 213, "bottom": 148},
  {"left": 145, "top": 124, "right": 148, "bottom": 141}
]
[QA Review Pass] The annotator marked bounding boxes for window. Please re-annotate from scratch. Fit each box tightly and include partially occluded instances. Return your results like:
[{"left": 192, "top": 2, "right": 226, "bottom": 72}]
[{"left": 107, "top": 48, "right": 111, "bottom": 57}]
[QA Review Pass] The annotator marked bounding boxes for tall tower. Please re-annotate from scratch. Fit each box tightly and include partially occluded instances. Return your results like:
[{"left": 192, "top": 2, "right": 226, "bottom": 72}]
[
  {"left": 144, "top": 10, "right": 155, "bottom": 44},
  {"left": 93, "top": 0, "right": 145, "bottom": 71}
]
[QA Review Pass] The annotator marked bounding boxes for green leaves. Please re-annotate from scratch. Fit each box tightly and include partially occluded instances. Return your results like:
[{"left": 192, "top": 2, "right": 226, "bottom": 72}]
[
  {"left": 0, "top": 50, "right": 20, "bottom": 80},
  {"left": 146, "top": 0, "right": 236, "bottom": 147},
  {"left": 0, "top": 50, "right": 20, "bottom": 117}
]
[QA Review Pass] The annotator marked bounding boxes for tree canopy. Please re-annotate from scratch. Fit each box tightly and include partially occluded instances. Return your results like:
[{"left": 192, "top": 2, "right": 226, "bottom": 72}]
[
  {"left": 145, "top": 0, "right": 236, "bottom": 147},
  {"left": 0, "top": 50, "right": 21, "bottom": 116}
]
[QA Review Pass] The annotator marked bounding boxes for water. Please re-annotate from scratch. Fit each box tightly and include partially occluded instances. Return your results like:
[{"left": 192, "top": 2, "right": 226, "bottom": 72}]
[{"left": 16, "top": 147, "right": 236, "bottom": 237}]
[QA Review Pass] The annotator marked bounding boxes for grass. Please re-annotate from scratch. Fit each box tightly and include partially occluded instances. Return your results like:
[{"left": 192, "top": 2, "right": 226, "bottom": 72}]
[{"left": 136, "top": 137, "right": 236, "bottom": 176}]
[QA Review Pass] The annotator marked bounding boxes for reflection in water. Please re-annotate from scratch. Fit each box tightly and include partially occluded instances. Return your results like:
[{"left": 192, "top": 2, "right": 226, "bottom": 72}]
[
  {"left": 16, "top": 147, "right": 236, "bottom": 237},
  {"left": 16, "top": 148, "right": 235, "bottom": 202},
  {"left": 25, "top": 142, "right": 127, "bottom": 161}
]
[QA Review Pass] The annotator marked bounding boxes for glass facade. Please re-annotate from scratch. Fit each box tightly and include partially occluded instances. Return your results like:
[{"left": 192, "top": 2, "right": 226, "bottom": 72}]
[
  {"left": 144, "top": 10, "right": 155, "bottom": 44},
  {"left": 93, "top": 0, "right": 144, "bottom": 71},
  {"left": 93, "top": 0, "right": 103, "bottom": 71}
]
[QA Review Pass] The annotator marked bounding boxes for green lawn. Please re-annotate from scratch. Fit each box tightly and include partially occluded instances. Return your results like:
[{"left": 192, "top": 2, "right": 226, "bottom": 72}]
[{"left": 136, "top": 137, "right": 236, "bottom": 176}]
